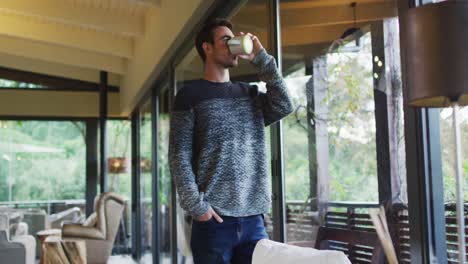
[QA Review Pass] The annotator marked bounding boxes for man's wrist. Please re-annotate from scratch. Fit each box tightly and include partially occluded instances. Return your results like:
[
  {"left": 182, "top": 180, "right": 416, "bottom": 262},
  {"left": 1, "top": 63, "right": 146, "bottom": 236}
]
[
  {"left": 250, "top": 48, "right": 269, "bottom": 68},
  {"left": 192, "top": 202, "right": 210, "bottom": 218}
]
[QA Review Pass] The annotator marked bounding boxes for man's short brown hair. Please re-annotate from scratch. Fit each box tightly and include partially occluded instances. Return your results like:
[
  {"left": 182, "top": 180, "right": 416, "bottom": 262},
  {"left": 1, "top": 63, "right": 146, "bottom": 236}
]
[{"left": 195, "top": 19, "right": 233, "bottom": 62}]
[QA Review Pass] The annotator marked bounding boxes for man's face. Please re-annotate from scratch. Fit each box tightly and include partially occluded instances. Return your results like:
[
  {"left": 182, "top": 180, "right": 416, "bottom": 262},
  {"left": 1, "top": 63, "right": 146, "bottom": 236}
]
[{"left": 205, "top": 26, "right": 238, "bottom": 68}]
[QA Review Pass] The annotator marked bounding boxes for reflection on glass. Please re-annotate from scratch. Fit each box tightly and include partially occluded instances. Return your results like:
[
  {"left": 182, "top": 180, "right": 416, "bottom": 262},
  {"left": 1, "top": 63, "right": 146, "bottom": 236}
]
[{"left": 140, "top": 102, "right": 153, "bottom": 261}]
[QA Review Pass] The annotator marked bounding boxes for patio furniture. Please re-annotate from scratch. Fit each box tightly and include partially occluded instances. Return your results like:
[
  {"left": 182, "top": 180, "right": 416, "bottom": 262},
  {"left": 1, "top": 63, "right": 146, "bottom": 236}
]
[
  {"left": 21, "top": 208, "right": 83, "bottom": 259},
  {"left": 0, "top": 229, "right": 36, "bottom": 264},
  {"left": 0, "top": 210, "right": 23, "bottom": 239},
  {"left": 37, "top": 229, "right": 62, "bottom": 264},
  {"left": 314, "top": 226, "right": 385, "bottom": 263},
  {"left": 43, "top": 236, "right": 86, "bottom": 264},
  {"left": 62, "top": 192, "right": 125, "bottom": 264}
]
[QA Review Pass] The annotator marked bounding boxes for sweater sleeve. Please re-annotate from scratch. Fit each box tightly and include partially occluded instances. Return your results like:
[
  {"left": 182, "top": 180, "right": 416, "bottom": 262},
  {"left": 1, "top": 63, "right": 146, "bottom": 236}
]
[
  {"left": 251, "top": 48, "right": 294, "bottom": 127},
  {"left": 169, "top": 91, "right": 210, "bottom": 217}
]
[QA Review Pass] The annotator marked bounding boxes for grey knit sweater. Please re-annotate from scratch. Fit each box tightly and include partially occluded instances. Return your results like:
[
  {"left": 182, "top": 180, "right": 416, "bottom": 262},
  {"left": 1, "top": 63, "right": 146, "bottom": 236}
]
[{"left": 169, "top": 49, "right": 293, "bottom": 217}]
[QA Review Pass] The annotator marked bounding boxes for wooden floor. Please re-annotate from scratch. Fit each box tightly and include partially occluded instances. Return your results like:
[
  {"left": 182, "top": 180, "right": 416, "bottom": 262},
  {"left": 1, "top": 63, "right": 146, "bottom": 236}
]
[
  {"left": 108, "top": 254, "right": 181, "bottom": 264},
  {"left": 36, "top": 254, "right": 179, "bottom": 264}
]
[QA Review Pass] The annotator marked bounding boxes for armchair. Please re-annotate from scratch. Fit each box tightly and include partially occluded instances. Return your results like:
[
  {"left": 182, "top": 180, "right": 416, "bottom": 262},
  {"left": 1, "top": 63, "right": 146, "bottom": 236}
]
[{"left": 62, "top": 192, "right": 125, "bottom": 264}]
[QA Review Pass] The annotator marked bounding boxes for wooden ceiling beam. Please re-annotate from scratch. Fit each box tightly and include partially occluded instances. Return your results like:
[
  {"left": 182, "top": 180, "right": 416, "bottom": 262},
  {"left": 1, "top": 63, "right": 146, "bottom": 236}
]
[
  {"left": 0, "top": 52, "right": 121, "bottom": 86},
  {"left": 0, "top": 35, "right": 126, "bottom": 74},
  {"left": 0, "top": 12, "right": 133, "bottom": 58},
  {"left": 0, "top": 66, "right": 119, "bottom": 91}
]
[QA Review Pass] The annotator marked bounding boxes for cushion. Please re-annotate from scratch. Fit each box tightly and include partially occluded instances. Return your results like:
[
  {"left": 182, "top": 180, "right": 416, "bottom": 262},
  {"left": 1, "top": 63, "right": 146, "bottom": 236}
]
[{"left": 252, "top": 239, "right": 351, "bottom": 264}]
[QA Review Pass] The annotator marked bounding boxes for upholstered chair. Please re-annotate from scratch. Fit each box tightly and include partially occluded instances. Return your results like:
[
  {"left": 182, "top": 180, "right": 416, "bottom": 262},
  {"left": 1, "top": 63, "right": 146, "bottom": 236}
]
[{"left": 62, "top": 192, "right": 125, "bottom": 264}]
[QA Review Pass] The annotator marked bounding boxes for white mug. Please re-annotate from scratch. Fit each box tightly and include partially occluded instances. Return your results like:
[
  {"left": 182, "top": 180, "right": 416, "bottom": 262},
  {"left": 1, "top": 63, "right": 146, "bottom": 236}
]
[{"left": 228, "top": 35, "right": 253, "bottom": 55}]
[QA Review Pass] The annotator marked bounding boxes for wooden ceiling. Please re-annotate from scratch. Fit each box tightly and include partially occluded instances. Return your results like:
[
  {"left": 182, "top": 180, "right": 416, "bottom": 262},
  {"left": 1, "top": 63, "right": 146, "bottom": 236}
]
[
  {"left": 0, "top": 0, "right": 159, "bottom": 87},
  {"left": 0, "top": 0, "right": 221, "bottom": 117}
]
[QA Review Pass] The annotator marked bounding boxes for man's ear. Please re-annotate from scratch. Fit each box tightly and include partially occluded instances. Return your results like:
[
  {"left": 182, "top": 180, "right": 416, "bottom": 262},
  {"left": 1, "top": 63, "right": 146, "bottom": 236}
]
[{"left": 202, "top": 42, "right": 212, "bottom": 56}]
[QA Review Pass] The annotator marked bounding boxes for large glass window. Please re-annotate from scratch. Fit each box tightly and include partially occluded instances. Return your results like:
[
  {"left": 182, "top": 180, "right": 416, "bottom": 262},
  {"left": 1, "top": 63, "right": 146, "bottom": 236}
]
[{"left": 0, "top": 120, "right": 87, "bottom": 259}]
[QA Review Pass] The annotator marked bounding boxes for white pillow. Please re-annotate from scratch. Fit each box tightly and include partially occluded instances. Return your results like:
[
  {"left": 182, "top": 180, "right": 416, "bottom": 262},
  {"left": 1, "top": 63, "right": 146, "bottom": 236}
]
[{"left": 252, "top": 239, "right": 351, "bottom": 264}]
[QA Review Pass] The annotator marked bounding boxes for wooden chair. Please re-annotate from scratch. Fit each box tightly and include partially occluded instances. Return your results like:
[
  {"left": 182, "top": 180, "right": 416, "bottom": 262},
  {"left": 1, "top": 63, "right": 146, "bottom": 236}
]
[{"left": 315, "top": 226, "right": 385, "bottom": 263}]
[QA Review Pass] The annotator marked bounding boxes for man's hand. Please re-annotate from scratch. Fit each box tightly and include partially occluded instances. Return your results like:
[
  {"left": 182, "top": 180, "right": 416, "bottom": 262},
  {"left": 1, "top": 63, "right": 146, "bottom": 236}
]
[
  {"left": 196, "top": 206, "right": 223, "bottom": 223},
  {"left": 238, "top": 32, "right": 263, "bottom": 62}
]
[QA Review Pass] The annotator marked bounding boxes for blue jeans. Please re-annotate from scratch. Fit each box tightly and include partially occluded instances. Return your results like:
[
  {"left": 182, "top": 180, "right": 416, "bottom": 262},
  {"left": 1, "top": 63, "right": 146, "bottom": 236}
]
[{"left": 191, "top": 214, "right": 268, "bottom": 264}]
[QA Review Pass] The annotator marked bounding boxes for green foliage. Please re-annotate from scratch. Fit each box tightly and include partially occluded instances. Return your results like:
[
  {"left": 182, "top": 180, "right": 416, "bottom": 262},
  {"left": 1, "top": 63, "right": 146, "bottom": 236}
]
[
  {"left": 283, "top": 33, "right": 378, "bottom": 203},
  {"left": 0, "top": 121, "right": 86, "bottom": 202},
  {"left": 440, "top": 109, "right": 468, "bottom": 202},
  {"left": 158, "top": 114, "right": 171, "bottom": 206},
  {"left": 0, "top": 79, "right": 47, "bottom": 89}
]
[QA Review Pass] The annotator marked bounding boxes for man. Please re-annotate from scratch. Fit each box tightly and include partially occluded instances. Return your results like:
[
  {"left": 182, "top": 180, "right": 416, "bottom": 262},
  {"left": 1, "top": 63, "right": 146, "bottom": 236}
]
[{"left": 169, "top": 18, "right": 293, "bottom": 264}]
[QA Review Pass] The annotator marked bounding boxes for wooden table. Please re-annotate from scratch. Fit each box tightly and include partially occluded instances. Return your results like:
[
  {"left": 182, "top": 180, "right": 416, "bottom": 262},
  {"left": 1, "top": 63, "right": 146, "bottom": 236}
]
[
  {"left": 43, "top": 236, "right": 86, "bottom": 264},
  {"left": 36, "top": 229, "right": 62, "bottom": 264}
]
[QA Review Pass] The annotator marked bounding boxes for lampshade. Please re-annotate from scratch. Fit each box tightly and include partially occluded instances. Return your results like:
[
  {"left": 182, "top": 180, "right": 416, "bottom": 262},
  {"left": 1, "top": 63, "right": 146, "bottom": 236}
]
[
  {"left": 107, "top": 157, "right": 130, "bottom": 174},
  {"left": 405, "top": 1, "right": 468, "bottom": 107}
]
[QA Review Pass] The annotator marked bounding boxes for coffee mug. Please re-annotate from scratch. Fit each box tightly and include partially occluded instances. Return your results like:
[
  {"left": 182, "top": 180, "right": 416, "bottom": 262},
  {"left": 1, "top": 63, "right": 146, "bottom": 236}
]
[{"left": 228, "top": 35, "right": 253, "bottom": 55}]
